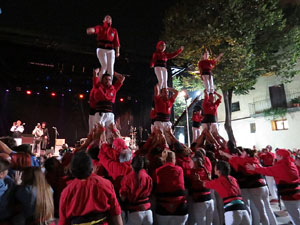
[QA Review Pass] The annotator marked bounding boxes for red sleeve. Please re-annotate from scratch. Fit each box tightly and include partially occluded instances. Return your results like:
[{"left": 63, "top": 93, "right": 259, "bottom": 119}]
[
  {"left": 94, "top": 25, "right": 101, "bottom": 34},
  {"left": 165, "top": 48, "right": 183, "bottom": 59},
  {"left": 58, "top": 189, "right": 71, "bottom": 225},
  {"left": 204, "top": 157, "right": 212, "bottom": 174},
  {"left": 113, "top": 29, "right": 120, "bottom": 47},
  {"left": 228, "top": 156, "right": 241, "bottom": 172},
  {"left": 254, "top": 164, "right": 279, "bottom": 177},
  {"left": 108, "top": 181, "right": 122, "bottom": 216},
  {"left": 215, "top": 99, "right": 221, "bottom": 107},
  {"left": 204, "top": 179, "right": 219, "bottom": 190},
  {"left": 113, "top": 80, "right": 123, "bottom": 92},
  {"left": 211, "top": 59, "right": 217, "bottom": 66},
  {"left": 119, "top": 175, "right": 129, "bottom": 197},
  {"left": 150, "top": 52, "right": 157, "bottom": 67},
  {"left": 169, "top": 95, "right": 176, "bottom": 104},
  {"left": 99, "top": 149, "right": 132, "bottom": 180}
]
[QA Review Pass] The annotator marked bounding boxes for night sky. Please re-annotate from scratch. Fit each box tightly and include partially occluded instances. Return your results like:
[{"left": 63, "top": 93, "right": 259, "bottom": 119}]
[{"left": 0, "top": 0, "right": 180, "bottom": 144}]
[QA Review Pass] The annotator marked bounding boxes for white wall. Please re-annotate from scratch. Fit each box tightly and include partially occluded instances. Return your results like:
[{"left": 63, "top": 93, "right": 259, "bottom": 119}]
[{"left": 216, "top": 70, "right": 300, "bottom": 150}]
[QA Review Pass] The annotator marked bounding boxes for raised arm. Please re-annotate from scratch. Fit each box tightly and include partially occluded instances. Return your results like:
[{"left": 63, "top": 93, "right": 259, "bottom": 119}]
[
  {"left": 215, "top": 53, "right": 224, "bottom": 62},
  {"left": 154, "top": 84, "right": 160, "bottom": 97},
  {"left": 114, "top": 72, "right": 125, "bottom": 83},
  {"left": 214, "top": 91, "right": 222, "bottom": 101},
  {"left": 168, "top": 87, "right": 179, "bottom": 99},
  {"left": 86, "top": 27, "right": 96, "bottom": 35}
]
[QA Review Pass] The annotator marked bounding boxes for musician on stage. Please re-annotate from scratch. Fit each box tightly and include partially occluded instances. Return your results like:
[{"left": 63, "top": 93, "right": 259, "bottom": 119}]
[
  {"left": 41, "top": 122, "right": 50, "bottom": 151},
  {"left": 10, "top": 120, "right": 24, "bottom": 146},
  {"left": 32, "top": 123, "right": 43, "bottom": 156}
]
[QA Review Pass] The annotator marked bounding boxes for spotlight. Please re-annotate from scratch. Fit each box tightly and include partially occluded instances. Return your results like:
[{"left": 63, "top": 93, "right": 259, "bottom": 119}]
[
  {"left": 68, "top": 89, "right": 72, "bottom": 92},
  {"left": 86, "top": 90, "right": 89, "bottom": 93},
  {"left": 79, "top": 94, "right": 84, "bottom": 99},
  {"left": 37, "top": 92, "right": 40, "bottom": 95},
  {"left": 51, "top": 92, "right": 56, "bottom": 97},
  {"left": 61, "top": 94, "right": 65, "bottom": 97},
  {"left": 120, "top": 98, "right": 124, "bottom": 102},
  {"left": 26, "top": 90, "right": 32, "bottom": 95},
  {"left": 5, "top": 89, "right": 9, "bottom": 92},
  {"left": 45, "top": 86, "right": 49, "bottom": 90}
]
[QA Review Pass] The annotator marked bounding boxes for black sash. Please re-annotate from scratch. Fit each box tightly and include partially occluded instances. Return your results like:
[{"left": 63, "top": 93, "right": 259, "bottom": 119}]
[{"left": 96, "top": 101, "right": 113, "bottom": 113}]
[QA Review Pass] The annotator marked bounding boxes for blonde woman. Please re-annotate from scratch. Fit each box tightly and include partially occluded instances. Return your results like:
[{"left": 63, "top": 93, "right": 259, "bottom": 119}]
[{"left": 14, "top": 167, "right": 54, "bottom": 225}]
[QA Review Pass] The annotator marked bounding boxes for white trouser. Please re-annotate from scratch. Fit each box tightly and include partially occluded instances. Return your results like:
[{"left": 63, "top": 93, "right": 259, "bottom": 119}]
[
  {"left": 241, "top": 186, "right": 277, "bottom": 225},
  {"left": 201, "top": 123, "right": 218, "bottom": 134},
  {"left": 156, "top": 214, "right": 188, "bottom": 225},
  {"left": 123, "top": 210, "right": 153, "bottom": 225},
  {"left": 192, "top": 127, "right": 202, "bottom": 143},
  {"left": 265, "top": 176, "right": 278, "bottom": 200},
  {"left": 282, "top": 200, "right": 300, "bottom": 225},
  {"left": 212, "top": 190, "right": 224, "bottom": 225},
  {"left": 154, "top": 67, "right": 168, "bottom": 89},
  {"left": 192, "top": 199, "right": 214, "bottom": 225},
  {"left": 89, "top": 114, "right": 96, "bottom": 133},
  {"left": 95, "top": 112, "right": 115, "bottom": 144},
  {"left": 224, "top": 210, "right": 251, "bottom": 225},
  {"left": 96, "top": 48, "right": 115, "bottom": 81},
  {"left": 14, "top": 138, "right": 22, "bottom": 146},
  {"left": 202, "top": 75, "right": 214, "bottom": 93}
]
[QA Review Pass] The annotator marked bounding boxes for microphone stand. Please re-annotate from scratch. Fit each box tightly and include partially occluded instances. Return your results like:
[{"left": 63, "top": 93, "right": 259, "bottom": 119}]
[{"left": 53, "top": 127, "right": 59, "bottom": 155}]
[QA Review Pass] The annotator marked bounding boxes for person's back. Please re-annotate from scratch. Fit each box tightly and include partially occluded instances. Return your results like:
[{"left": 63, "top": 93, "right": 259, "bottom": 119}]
[{"left": 59, "top": 151, "right": 122, "bottom": 225}]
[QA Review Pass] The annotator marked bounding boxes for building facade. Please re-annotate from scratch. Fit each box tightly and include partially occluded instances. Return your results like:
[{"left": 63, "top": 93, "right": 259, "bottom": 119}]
[{"left": 217, "top": 71, "right": 300, "bottom": 150}]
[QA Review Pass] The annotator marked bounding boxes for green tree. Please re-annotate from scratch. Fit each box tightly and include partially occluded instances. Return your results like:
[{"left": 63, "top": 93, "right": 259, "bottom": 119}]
[{"left": 162, "top": 0, "right": 300, "bottom": 144}]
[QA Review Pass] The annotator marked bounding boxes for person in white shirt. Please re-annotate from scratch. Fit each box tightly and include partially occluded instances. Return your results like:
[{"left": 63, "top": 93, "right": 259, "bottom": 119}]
[{"left": 10, "top": 120, "right": 24, "bottom": 146}]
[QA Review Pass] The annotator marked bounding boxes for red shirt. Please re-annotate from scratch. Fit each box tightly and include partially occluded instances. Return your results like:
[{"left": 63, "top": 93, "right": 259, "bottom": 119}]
[
  {"left": 150, "top": 108, "right": 156, "bottom": 120},
  {"left": 176, "top": 155, "right": 194, "bottom": 178},
  {"left": 204, "top": 175, "right": 243, "bottom": 203},
  {"left": 150, "top": 48, "right": 183, "bottom": 67},
  {"left": 202, "top": 95, "right": 221, "bottom": 116},
  {"left": 89, "top": 77, "right": 100, "bottom": 109},
  {"left": 259, "top": 152, "right": 276, "bottom": 166},
  {"left": 198, "top": 59, "right": 216, "bottom": 73},
  {"left": 119, "top": 169, "right": 153, "bottom": 211},
  {"left": 153, "top": 162, "right": 185, "bottom": 193},
  {"left": 229, "top": 156, "right": 261, "bottom": 175},
  {"left": 94, "top": 22, "right": 120, "bottom": 48},
  {"left": 192, "top": 111, "right": 203, "bottom": 122},
  {"left": 154, "top": 95, "right": 176, "bottom": 115},
  {"left": 94, "top": 80, "right": 123, "bottom": 103},
  {"left": 98, "top": 145, "right": 132, "bottom": 181},
  {"left": 254, "top": 158, "right": 300, "bottom": 200},
  {"left": 58, "top": 173, "right": 121, "bottom": 225}
]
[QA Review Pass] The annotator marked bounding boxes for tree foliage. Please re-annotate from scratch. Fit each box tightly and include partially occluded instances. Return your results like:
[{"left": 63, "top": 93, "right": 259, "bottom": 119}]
[{"left": 162, "top": 0, "right": 300, "bottom": 143}]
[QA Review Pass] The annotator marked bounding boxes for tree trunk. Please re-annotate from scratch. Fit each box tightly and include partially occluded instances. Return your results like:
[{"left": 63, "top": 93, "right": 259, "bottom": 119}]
[{"left": 222, "top": 89, "right": 236, "bottom": 145}]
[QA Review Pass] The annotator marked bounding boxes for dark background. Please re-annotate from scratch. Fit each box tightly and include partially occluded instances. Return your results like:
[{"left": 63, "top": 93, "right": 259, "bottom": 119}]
[{"left": 0, "top": 0, "right": 179, "bottom": 146}]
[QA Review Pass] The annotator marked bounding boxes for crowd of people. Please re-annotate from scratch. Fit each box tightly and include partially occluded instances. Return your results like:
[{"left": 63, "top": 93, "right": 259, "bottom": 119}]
[
  {"left": 1, "top": 14, "right": 300, "bottom": 225},
  {"left": 1, "top": 123, "right": 300, "bottom": 225}
]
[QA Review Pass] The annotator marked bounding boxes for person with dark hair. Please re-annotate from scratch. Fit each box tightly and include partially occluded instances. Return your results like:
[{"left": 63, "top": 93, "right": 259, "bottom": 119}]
[
  {"left": 198, "top": 50, "right": 223, "bottom": 93},
  {"left": 93, "top": 71, "right": 125, "bottom": 144},
  {"left": 247, "top": 149, "right": 300, "bottom": 225},
  {"left": 201, "top": 90, "right": 222, "bottom": 135},
  {"left": 153, "top": 151, "right": 188, "bottom": 225},
  {"left": 153, "top": 84, "right": 178, "bottom": 144},
  {"left": 32, "top": 123, "right": 43, "bottom": 156},
  {"left": 150, "top": 41, "right": 183, "bottom": 89},
  {"left": 220, "top": 148, "right": 277, "bottom": 225},
  {"left": 119, "top": 155, "right": 153, "bottom": 225},
  {"left": 188, "top": 149, "right": 214, "bottom": 225},
  {"left": 192, "top": 106, "right": 203, "bottom": 143},
  {"left": 203, "top": 160, "right": 250, "bottom": 225},
  {"left": 86, "top": 15, "right": 120, "bottom": 81},
  {"left": 41, "top": 122, "right": 50, "bottom": 151},
  {"left": 59, "top": 152, "right": 123, "bottom": 225}
]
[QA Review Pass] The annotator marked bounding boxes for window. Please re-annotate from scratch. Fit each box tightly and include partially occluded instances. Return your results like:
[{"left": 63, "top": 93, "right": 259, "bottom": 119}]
[
  {"left": 250, "top": 123, "right": 256, "bottom": 133},
  {"left": 269, "top": 84, "right": 287, "bottom": 108},
  {"left": 232, "top": 102, "right": 240, "bottom": 112},
  {"left": 271, "top": 119, "right": 288, "bottom": 131}
]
